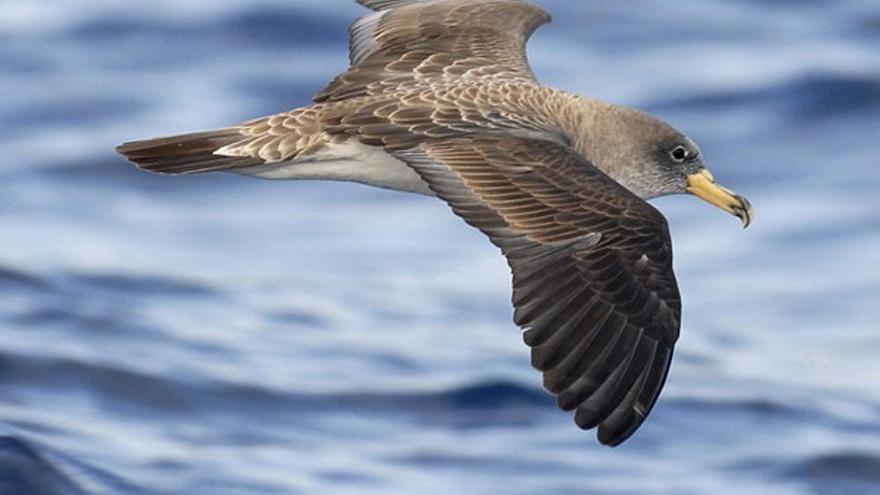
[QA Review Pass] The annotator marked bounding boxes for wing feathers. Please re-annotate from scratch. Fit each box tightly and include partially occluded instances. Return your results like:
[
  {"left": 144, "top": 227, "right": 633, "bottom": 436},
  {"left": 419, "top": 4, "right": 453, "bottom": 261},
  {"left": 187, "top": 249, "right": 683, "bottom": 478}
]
[
  {"left": 574, "top": 339, "right": 640, "bottom": 429},
  {"left": 349, "top": 10, "right": 388, "bottom": 66},
  {"left": 395, "top": 136, "right": 681, "bottom": 445},
  {"left": 318, "top": 0, "right": 551, "bottom": 102},
  {"left": 357, "top": 0, "right": 424, "bottom": 11},
  {"left": 597, "top": 338, "right": 658, "bottom": 444}
]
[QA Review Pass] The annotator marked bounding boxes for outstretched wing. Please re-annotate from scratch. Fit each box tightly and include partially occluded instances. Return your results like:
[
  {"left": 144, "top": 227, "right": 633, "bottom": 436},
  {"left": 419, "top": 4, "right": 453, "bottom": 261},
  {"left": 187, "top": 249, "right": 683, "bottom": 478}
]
[
  {"left": 396, "top": 136, "right": 682, "bottom": 446},
  {"left": 315, "top": 0, "right": 551, "bottom": 102}
]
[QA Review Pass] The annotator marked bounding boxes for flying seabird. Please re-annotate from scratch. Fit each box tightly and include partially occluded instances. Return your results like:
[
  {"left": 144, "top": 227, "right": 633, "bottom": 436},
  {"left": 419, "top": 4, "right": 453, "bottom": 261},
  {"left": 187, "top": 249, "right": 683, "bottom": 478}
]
[{"left": 117, "top": 0, "right": 753, "bottom": 446}]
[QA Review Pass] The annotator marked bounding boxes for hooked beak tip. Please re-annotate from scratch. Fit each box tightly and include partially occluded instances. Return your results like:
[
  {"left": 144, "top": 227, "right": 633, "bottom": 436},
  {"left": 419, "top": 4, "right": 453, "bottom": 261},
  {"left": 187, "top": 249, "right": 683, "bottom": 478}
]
[
  {"left": 734, "top": 195, "right": 753, "bottom": 229},
  {"left": 687, "top": 170, "right": 754, "bottom": 229}
]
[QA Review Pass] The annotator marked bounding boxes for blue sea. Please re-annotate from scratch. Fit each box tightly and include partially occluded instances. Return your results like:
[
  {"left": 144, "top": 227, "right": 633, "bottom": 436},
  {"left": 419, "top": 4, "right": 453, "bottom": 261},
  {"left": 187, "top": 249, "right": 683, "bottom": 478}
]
[{"left": 2, "top": 0, "right": 879, "bottom": 494}]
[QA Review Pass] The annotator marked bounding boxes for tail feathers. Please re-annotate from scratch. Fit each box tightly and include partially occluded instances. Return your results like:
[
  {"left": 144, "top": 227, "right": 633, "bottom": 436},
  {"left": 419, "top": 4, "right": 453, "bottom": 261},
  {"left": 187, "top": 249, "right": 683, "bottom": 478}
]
[{"left": 116, "top": 129, "right": 262, "bottom": 175}]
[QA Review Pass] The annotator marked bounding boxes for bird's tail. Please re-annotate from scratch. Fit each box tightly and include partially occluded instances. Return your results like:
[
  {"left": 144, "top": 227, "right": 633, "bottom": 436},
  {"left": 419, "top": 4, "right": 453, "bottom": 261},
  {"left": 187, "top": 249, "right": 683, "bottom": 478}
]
[{"left": 116, "top": 128, "right": 260, "bottom": 175}]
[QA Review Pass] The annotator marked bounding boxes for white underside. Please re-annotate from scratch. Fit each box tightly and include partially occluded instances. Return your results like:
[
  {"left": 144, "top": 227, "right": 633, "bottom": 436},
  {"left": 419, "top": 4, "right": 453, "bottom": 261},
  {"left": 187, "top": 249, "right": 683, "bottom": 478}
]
[{"left": 231, "top": 139, "right": 435, "bottom": 196}]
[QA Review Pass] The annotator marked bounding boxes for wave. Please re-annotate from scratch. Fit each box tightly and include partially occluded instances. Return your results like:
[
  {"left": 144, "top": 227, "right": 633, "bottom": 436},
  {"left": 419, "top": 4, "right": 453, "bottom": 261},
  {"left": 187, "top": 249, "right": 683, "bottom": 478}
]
[
  {"left": 781, "top": 451, "right": 880, "bottom": 495},
  {"left": 0, "top": 435, "right": 88, "bottom": 495},
  {"left": 649, "top": 73, "right": 880, "bottom": 122},
  {"left": 5, "top": 97, "right": 144, "bottom": 131},
  {"left": 0, "top": 348, "right": 549, "bottom": 417},
  {"left": 0, "top": 266, "right": 53, "bottom": 293},
  {"left": 65, "top": 271, "right": 217, "bottom": 298},
  {"left": 65, "top": 6, "right": 345, "bottom": 49},
  {"left": 786, "top": 451, "right": 880, "bottom": 481}
]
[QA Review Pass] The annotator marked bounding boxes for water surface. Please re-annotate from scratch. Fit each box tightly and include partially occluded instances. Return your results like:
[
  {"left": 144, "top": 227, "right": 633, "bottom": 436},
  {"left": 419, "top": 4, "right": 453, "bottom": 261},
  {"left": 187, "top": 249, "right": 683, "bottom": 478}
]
[{"left": 1, "top": 1, "right": 879, "bottom": 494}]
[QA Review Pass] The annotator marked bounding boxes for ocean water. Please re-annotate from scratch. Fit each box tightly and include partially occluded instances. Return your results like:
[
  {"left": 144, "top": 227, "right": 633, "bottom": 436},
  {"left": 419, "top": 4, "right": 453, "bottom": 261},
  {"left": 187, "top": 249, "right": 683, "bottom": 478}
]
[{"left": 1, "top": 0, "right": 879, "bottom": 494}]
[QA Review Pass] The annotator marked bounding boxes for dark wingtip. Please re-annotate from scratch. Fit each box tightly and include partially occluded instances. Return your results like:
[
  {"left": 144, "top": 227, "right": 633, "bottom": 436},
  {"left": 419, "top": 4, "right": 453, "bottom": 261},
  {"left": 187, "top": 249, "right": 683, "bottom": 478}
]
[
  {"left": 598, "top": 346, "right": 675, "bottom": 447},
  {"left": 597, "top": 409, "right": 644, "bottom": 447}
]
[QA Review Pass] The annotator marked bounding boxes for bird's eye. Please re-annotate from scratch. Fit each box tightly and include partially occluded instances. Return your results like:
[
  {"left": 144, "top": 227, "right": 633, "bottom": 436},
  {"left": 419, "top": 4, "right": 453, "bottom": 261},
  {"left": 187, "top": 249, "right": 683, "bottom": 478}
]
[{"left": 670, "top": 146, "right": 688, "bottom": 162}]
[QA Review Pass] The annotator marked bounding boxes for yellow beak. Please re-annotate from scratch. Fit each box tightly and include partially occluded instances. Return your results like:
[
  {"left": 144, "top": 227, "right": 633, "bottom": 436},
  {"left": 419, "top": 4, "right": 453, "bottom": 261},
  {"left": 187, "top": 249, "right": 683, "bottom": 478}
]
[{"left": 687, "top": 170, "right": 753, "bottom": 228}]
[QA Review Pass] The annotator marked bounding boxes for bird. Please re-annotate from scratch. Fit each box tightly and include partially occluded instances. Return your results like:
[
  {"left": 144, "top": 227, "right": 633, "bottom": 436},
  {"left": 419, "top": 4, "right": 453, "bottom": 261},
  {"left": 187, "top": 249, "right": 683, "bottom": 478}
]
[{"left": 117, "top": 0, "right": 753, "bottom": 446}]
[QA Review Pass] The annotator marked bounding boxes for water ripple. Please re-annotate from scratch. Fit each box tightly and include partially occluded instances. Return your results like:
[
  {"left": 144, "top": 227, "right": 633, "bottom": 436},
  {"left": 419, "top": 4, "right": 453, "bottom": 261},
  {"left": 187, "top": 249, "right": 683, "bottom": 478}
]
[
  {"left": 0, "top": 349, "right": 547, "bottom": 418},
  {"left": 65, "top": 7, "right": 344, "bottom": 48},
  {"left": 0, "top": 436, "right": 87, "bottom": 495},
  {"left": 782, "top": 452, "right": 880, "bottom": 495},
  {"left": 0, "top": 266, "right": 53, "bottom": 293},
  {"left": 66, "top": 272, "right": 217, "bottom": 298},
  {"left": 649, "top": 73, "right": 880, "bottom": 122}
]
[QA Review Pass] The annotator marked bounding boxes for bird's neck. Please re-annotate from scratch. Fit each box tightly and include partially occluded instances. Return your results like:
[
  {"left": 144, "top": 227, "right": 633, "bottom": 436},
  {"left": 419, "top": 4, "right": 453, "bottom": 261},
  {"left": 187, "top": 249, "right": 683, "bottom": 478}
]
[
  {"left": 547, "top": 91, "right": 618, "bottom": 165},
  {"left": 533, "top": 90, "right": 661, "bottom": 198},
  {"left": 489, "top": 85, "right": 655, "bottom": 198}
]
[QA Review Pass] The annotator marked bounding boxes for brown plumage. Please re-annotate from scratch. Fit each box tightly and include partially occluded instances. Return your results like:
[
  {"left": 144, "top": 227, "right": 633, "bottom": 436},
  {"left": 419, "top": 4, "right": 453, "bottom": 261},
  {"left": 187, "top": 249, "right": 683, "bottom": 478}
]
[{"left": 117, "top": 0, "right": 753, "bottom": 446}]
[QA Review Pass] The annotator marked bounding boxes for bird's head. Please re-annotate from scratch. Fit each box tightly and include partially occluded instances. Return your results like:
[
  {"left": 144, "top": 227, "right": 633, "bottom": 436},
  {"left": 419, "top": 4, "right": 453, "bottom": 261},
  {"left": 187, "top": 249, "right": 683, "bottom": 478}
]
[{"left": 583, "top": 106, "right": 753, "bottom": 228}]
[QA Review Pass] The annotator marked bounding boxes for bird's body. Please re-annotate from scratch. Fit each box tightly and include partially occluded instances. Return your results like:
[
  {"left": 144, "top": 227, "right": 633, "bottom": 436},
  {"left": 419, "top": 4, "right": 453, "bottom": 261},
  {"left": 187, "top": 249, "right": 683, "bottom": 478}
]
[
  {"left": 118, "top": 0, "right": 753, "bottom": 446},
  {"left": 223, "top": 81, "right": 582, "bottom": 196}
]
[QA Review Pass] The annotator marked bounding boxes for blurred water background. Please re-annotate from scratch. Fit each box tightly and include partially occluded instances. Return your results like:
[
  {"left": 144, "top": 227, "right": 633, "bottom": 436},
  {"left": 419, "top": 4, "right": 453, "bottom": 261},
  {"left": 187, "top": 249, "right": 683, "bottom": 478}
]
[{"left": 1, "top": 0, "right": 879, "bottom": 494}]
